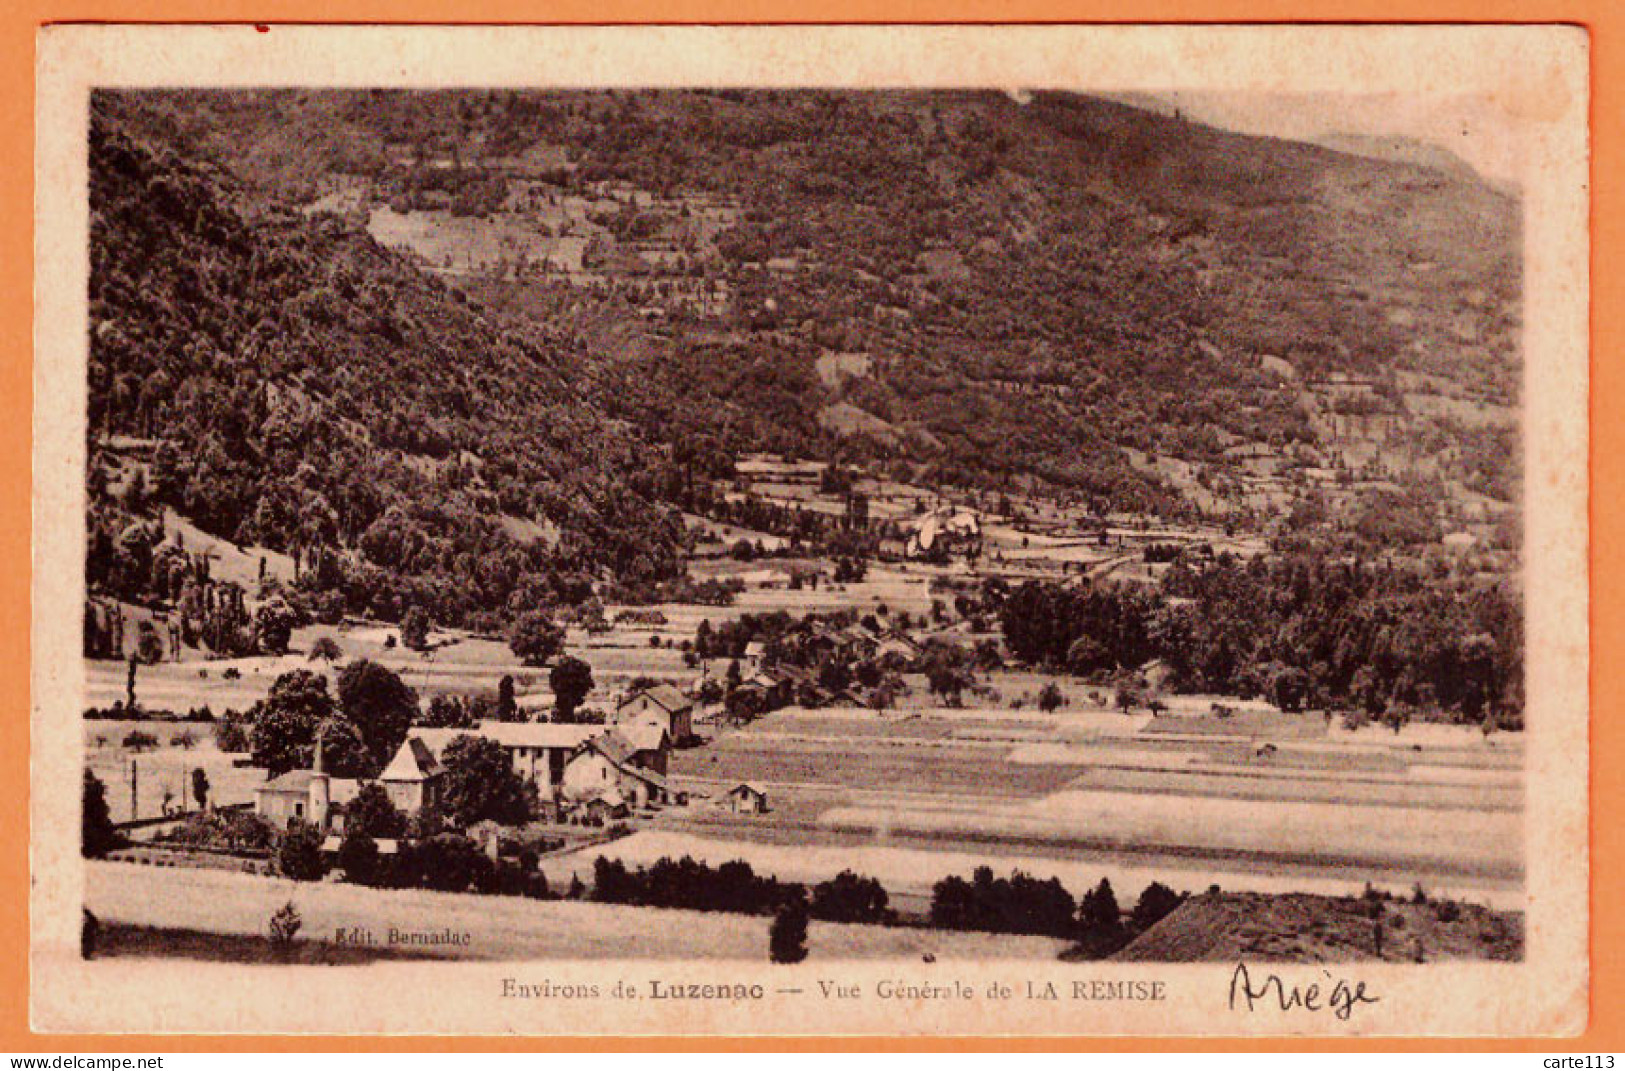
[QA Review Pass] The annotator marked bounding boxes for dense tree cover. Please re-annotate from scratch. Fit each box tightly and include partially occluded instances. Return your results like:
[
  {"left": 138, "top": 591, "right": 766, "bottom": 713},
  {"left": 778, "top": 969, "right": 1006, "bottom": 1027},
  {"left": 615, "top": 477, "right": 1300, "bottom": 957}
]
[
  {"left": 930, "top": 866, "right": 1077, "bottom": 938},
  {"left": 88, "top": 94, "right": 683, "bottom": 635},
  {"left": 591, "top": 855, "right": 801, "bottom": 916},
  {"left": 808, "top": 870, "right": 892, "bottom": 924},
  {"left": 1001, "top": 553, "right": 1522, "bottom": 723},
  {"left": 105, "top": 89, "right": 1518, "bottom": 524},
  {"left": 249, "top": 661, "right": 422, "bottom": 777},
  {"left": 929, "top": 866, "right": 1189, "bottom": 952},
  {"left": 438, "top": 734, "right": 536, "bottom": 826}
]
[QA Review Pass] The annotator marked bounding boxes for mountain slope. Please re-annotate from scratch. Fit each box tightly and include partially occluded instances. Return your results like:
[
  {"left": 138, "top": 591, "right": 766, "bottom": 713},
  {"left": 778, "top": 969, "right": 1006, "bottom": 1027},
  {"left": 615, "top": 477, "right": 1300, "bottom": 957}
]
[
  {"left": 99, "top": 88, "right": 1522, "bottom": 520},
  {"left": 88, "top": 93, "right": 682, "bottom": 631}
]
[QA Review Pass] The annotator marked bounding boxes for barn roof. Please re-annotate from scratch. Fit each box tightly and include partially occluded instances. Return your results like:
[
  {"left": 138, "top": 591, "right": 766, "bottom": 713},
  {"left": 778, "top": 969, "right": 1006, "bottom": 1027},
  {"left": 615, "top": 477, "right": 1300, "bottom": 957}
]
[{"left": 619, "top": 683, "right": 691, "bottom": 713}]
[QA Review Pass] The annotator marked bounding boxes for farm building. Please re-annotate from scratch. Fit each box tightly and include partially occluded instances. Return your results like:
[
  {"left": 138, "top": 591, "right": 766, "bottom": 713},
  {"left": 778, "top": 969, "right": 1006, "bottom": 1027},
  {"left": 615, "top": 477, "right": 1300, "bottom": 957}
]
[
  {"left": 562, "top": 730, "right": 679, "bottom": 810},
  {"left": 725, "top": 783, "right": 769, "bottom": 815},
  {"left": 616, "top": 684, "right": 695, "bottom": 742}
]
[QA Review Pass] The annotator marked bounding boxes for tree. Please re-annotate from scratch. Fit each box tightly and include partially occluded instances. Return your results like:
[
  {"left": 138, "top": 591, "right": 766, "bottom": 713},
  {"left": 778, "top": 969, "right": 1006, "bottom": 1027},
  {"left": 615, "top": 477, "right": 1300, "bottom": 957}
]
[
  {"left": 1037, "top": 682, "right": 1065, "bottom": 713},
  {"left": 347, "top": 781, "right": 406, "bottom": 838},
  {"left": 496, "top": 675, "right": 519, "bottom": 722},
  {"left": 82, "top": 770, "right": 120, "bottom": 858},
  {"left": 509, "top": 611, "right": 564, "bottom": 667},
  {"left": 135, "top": 621, "right": 166, "bottom": 665},
  {"left": 336, "top": 831, "right": 381, "bottom": 885},
  {"left": 337, "top": 660, "right": 419, "bottom": 772},
  {"left": 1115, "top": 679, "right": 1145, "bottom": 715},
  {"left": 276, "top": 820, "right": 327, "bottom": 881},
  {"left": 251, "top": 670, "right": 360, "bottom": 777},
  {"left": 550, "top": 655, "right": 595, "bottom": 722},
  {"left": 400, "top": 607, "right": 431, "bottom": 652},
  {"left": 769, "top": 898, "right": 810, "bottom": 964},
  {"left": 308, "top": 635, "right": 343, "bottom": 662},
  {"left": 1075, "top": 877, "right": 1128, "bottom": 957},
  {"left": 439, "top": 734, "right": 534, "bottom": 826},
  {"left": 190, "top": 767, "right": 210, "bottom": 811},
  {"left": 1131, "top": 881, "right": 1185, "bottom": 933},
  {"left": 254, "top": 598, "right": 298, "bottom": 655},
  {"left": 810, "top": 870, "right": 890, "bottom": 924},
  {"left": 927, "top": 663, "right": 970, "bottom": 707}
]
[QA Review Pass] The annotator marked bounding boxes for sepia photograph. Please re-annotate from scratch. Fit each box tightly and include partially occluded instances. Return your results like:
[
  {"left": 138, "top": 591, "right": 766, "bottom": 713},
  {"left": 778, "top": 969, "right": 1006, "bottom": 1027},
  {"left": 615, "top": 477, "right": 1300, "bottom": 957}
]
[{"left": 30, "top": 23, "right": 1589, "bottom": 1037}]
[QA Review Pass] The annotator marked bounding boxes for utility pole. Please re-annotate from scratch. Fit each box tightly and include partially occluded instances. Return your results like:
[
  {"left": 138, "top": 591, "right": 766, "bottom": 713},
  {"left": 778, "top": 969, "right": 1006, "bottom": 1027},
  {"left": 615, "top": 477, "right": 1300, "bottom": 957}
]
[{"left": 129, "top": 757, "right": 137, "bottom": 821}]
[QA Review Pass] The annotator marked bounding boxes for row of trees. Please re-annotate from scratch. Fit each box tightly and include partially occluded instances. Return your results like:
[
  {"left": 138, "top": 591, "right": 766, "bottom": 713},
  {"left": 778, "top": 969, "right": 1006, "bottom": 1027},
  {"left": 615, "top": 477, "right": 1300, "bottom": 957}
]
[
  {"left": 1000, "top": 552, "right": 1523, "bottom": 723},
  {"left": 929, "top": 866, "right": 1186, "bottom": 957}
]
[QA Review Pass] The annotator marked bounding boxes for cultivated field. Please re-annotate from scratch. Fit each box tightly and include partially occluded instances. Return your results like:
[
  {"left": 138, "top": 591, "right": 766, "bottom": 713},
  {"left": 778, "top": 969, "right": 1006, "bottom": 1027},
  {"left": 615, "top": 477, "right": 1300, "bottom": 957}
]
[{"left": 659, "top": 702, "right": 1524, "bottom": 911}]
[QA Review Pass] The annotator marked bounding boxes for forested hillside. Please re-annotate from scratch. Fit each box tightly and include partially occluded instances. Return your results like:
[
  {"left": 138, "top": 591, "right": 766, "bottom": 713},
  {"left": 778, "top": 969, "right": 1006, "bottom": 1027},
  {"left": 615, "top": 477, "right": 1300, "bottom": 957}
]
[
  {"left": 87, "top": 88, "right": 1523, "bottom": 640},
  {"left": 118, "top": 88, "right": 1520, "bottom": 513},
  {"left": 88, "top": 94, "right": 683, "bottom": 634}
]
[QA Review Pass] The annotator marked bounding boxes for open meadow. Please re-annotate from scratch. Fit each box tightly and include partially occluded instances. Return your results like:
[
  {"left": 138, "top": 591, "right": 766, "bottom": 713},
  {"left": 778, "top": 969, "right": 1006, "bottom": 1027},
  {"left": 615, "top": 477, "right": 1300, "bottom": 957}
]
[{"left": 84, "top": 861, "right": 1068, "bottom": 962}]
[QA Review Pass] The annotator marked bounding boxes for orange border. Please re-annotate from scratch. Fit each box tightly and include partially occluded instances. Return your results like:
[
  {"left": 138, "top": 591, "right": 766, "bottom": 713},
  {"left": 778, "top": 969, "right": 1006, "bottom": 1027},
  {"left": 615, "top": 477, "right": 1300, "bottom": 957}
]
[{"left": 6, "top": 2, "right": 1616, "bottom": 1052}]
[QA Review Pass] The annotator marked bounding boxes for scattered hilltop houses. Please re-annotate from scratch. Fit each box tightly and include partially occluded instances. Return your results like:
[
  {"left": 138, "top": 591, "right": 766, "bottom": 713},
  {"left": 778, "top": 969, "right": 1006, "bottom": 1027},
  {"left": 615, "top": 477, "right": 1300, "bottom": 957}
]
[{"left": 615, "top": 683, "right": 695, "bottom": 743}]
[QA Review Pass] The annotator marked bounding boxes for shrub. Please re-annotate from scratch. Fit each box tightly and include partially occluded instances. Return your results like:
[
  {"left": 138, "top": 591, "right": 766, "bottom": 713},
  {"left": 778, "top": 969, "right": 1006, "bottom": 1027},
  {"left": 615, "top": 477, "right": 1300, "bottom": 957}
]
[
  {"left": 155, "top": 808, "right": 274, "bottom": 851},
  {"left": 267, "top": 901, "right": 302, "bottom": 956},
  {"left": 769, "top": 899, "right": 810, "bottom": 964},
  {"left": 122, "top": 730, "right": 158, "bottom": 751},
  {"left": 276, "top": 821, "right": 327, "bottom": 882},
  {"left": 81, "top": 770, "right": 120, "bottom": 858},
  {"left": 337, "top": 831, "right": 381, "bottom": 885},
  {"left": 810, "top": 870, "right": 891, "bottom": 924}
]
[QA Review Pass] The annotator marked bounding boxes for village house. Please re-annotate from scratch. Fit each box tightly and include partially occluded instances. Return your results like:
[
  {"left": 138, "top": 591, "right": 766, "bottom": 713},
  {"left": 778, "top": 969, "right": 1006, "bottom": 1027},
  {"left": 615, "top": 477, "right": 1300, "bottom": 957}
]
[
  {"left": 615, "top": 683, "right": 695, "bottom": 743},
  {"left": 405, "top": 721, "right": 605, "bottom": 799},
  {"left": 253, "top": 767, "right": 360, "bottom": 831},
  {"left": 253, "top": 727, "right": 365, "bottom": 832},
  {"left": 561, "top": 728, "right": 679, "bottom": 810}
]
